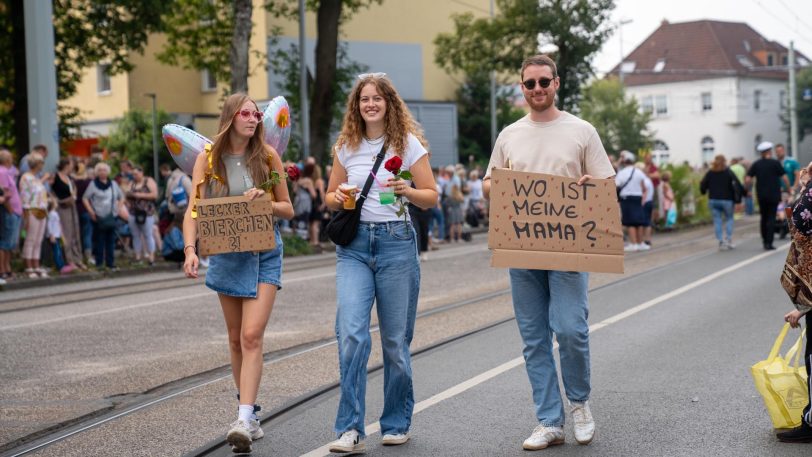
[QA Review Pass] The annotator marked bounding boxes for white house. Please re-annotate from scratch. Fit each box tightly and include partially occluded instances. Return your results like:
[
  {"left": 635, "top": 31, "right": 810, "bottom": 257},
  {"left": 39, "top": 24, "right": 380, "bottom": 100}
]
[{"left": 611, "top": 20, "right": 810, "bottom": 166}]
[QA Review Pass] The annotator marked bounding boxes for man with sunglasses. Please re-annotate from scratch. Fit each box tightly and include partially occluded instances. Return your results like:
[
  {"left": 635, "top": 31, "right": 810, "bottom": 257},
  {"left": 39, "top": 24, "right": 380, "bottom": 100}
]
[{"left": 483, "top": 55, "right": 615, "bottom": 451}]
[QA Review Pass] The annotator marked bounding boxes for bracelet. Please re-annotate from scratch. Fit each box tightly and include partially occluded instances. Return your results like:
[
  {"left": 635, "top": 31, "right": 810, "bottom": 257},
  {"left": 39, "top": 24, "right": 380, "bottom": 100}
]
[{"left": 184, "top": 245, "right": 196, "bottom": 254}]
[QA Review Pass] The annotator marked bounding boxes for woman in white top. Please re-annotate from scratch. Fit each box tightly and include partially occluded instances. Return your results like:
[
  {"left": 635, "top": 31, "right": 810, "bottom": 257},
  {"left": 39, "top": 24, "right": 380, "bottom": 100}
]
[
  {"left": 615, "top": 151, "right": 648, "bottom": 251},
  {"left": 325, "top": 73, "right": 438, "bottom": 453}
]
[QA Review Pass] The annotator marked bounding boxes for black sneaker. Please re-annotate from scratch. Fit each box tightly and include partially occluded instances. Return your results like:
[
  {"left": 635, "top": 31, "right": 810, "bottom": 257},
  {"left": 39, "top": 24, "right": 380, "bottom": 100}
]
[{"left": 777, "top": 421, "right": 812, "bottom": 443}]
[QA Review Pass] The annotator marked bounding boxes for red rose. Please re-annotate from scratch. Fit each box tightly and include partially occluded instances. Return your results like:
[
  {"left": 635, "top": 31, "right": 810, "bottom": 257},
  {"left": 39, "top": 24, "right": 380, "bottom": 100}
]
[
  {"left": 287, "top": 165, "right": 300, "bottom": 181},
  {"left": 385, "top": 156, "right": 403, "bottom": 174}
]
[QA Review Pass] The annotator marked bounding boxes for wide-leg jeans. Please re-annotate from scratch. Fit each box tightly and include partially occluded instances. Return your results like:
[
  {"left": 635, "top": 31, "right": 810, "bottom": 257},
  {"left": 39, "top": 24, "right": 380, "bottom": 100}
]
[
  {"left": 509, "top": 268, "right": 591, "bottom": 427},
  {"left": 334, "top": 221, "right": 420, "bottom": 437}
]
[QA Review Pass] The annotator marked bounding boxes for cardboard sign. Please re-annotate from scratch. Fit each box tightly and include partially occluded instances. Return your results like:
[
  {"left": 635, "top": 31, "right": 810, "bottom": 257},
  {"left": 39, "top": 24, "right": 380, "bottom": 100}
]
[
  {"left": 196, "top": 195, "right": 276, "bottom": 256},
  {"left": 488, "top": 168, "right": 624, "bottom": 273}
]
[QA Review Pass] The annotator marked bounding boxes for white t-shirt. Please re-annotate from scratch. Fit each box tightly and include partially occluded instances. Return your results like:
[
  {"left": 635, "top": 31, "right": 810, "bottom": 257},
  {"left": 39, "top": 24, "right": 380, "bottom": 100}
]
[
  {"left": 468, "top": 179, "right": 483, "bottom": 201},
  {"left": 615, "top": 166, "right": 646, "bottom": 198},
  {"left": 642, "top": 174, "right": 654, "bottom": 203},
  {"left": 337, "top": 133, "right": 428, "bottom": 222},
  {"left": 47, "top": 210, "right": 62, "bottom": 238},
  {"left": 485, "top": 112, "right": 615, "bottom": 180}
]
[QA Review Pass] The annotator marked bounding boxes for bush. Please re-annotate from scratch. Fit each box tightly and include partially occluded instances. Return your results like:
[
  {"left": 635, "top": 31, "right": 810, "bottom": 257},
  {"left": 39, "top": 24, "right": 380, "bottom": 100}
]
[
  {"left": 281, "top": 234, "right": 313, "bottom": 257},
  {"left": 660, "top": 163, "right": 711, "bottom": 228}
]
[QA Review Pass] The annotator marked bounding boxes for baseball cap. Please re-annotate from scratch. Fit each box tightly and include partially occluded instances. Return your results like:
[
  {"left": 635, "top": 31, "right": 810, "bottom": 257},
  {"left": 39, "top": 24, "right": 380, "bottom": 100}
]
[
  {"left": 620, "top": 150, "right": 636, "bottom": 162},
  {"left": 756, "top": 141, "right": 774, "bottom": 153}
]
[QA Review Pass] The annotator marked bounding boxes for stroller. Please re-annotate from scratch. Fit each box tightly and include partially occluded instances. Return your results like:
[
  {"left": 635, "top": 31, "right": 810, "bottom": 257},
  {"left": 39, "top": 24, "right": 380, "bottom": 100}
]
[{"left": 775, "top": 193, "right": 791, "bottom": 240}]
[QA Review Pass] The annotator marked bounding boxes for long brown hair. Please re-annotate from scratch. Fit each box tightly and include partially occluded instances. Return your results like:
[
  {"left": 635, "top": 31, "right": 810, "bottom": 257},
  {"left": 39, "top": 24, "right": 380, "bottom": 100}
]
[
  {"left": 711, "top": 154, "right": 727, "bottom": 172},
  {"left": 334, "top": 75, "right": 422, "bottom": 157},
  {"left": 208, "top": 93, "right": 272, "bottom": 197}
]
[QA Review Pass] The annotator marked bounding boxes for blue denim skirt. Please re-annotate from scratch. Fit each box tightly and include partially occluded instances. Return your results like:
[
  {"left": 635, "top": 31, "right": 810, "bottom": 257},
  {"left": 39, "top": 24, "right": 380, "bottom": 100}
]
[{"left": 205, "top": 227, "right": 283, "bottom": 298}]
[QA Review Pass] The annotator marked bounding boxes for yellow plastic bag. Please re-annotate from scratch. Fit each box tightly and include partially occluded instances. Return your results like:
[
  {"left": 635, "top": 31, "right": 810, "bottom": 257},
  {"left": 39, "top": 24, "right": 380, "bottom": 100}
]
[{"left": 751, "top": 323, "right": 808, "bottom": 429}]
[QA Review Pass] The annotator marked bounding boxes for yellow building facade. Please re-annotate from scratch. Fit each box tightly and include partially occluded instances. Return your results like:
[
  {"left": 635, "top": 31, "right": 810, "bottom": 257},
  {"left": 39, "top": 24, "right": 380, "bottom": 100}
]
[{"left": 64, "top": 0, "right": 493, "bottom": 139}]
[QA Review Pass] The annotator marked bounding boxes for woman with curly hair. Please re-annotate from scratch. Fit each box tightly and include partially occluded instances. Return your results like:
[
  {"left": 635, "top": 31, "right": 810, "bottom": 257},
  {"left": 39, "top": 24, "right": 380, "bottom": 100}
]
[
  {"left": 324, "top": 73, "right": 438, "bottom": 453},
  {"left": 182, "top": 93, "right": 294, "bottom": 454}
]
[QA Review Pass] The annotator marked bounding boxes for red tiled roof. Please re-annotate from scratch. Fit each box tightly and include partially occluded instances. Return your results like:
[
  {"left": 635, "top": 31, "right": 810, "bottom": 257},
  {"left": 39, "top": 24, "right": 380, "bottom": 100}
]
[{"left": 609, "top": 20, "right": 809, "bottom": 86}]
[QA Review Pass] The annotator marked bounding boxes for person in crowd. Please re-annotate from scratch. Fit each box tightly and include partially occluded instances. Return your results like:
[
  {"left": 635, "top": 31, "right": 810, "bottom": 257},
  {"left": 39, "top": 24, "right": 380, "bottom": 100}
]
[
  {"left": 444, "top": 166, "right": 464, "bottom": 242},
  {"left": 729, "top": 157, "right": 747, "bottom": 214},
  {"left": 0, "top": 148, "right": 22, "bottom": 279},
  {"left": 638, "top": 164, "right": 655, "bottom": 248},
  {"left": 19, "top": 144, "right": 49, "bottom": 180},
  {"left": 115, "top": 159, "right": 134, "bottom": 187},
  {"left": 615, "top": 150, "right": 647, "bottom": 252},
  {"left": 182, "top": 93, "right": 294, "bottom": 454},
  {"left": 746, "top": 142, "right": 791, "bottom": 250},
  {"left": 292, "top": 164, "right": 314, "bottom": 235},
  {"left": 19, "top": 153, "right": 50, "bottom": 278},
  {"left": 777, "top": 161, "right": 812, "bottom": 444},
  {"left": 466, "top": 169, "right": 484, "bottom": 227},
  {"left": 325, "top": 73, "right": 437, "bottom": 453},
  {"left": 161, "top": 217, "right": 185, "bottom": 264},
  {"left": 73, "top": 162, "right": 94, "bottom": 264},
  {"left": 46, "top": 196, "right": 74, "bottom": 274},
  {"left": 700, "top": 154, "right": 742, "bottom": 250},
  {"left": 776, "top": 143, "right": 801, "bottom": 193},
  {"left": 303, "top": 160, "right": 326, "bottom": 250},
  {"left": 127, "top": 165, "right": 158, "bottom": 265},
  {"left": 83, "top": 162, "right": 124, "bottom": 270},
  {"left": 52, "top": 158, "right": 85, "bottom": 270},
  {"left": 429, "top": 167, "right": 445, "bottom": 246},
  {"left": 483, "top": 54, "right": 615, "bottom": 450},
  {"left": 165, "top": 165, "right": 193, "bottom": 221},
  {"left": 660, "top": 171, "right": 677, "bottom": 229},
  {"left": 158, "top": 163, "right": 172, "bottom": 205}
]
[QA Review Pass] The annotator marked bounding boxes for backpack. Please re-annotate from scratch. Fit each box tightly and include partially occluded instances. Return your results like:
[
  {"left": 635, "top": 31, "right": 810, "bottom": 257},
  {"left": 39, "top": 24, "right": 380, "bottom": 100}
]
[{"left": 170, "top": 177, "right": 189, "bottom": 209}]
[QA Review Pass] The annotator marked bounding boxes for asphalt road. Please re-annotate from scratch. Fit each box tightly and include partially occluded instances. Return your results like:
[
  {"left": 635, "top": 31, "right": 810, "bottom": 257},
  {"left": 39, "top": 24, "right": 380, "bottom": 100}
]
[{"left": 3, "top": 217, "right": 805, "bottom": 456}]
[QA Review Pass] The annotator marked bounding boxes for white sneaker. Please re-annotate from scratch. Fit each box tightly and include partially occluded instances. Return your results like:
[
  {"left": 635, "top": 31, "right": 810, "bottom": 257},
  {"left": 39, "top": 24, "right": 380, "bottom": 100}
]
[
  {"left": 522, "top": 424, "right": 564, "bottom": 450},
  {"left": 381, "top": 433, "right": 409, "bottom": 446},
  {"left": 623, "top": 243, "right": 638, "bottom": 252},
  {"left": 226, "top": 419, "right": 263, "bottom": 453},
  {"left": 571, "top": 401, "right": 595, "bottom": 444},
  {"left": 329, "top": 430, "right": 365, "bottom": 454},
  {"left": 637, "top": 243, "right": 650, "bottom": 251}
]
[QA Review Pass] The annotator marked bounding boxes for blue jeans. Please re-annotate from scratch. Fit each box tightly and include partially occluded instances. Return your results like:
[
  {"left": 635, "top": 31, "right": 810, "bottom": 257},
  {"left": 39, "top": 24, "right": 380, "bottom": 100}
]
[
  {"left": 709, "top": 199, "right": 734, "bottom": 242},
  {"left": 429, "top": 207, "right": 444, "bottom": 241},
  {"left": 51, "top": 240, "right": 65, "bottom": 270},
  {"left": 509, "top": 269, "right": 591, "bottom": 427},
  {"left": 79, "top": 212, "right": 93, "bottom": 253},
  {"left": 334, "top": 221, "right": 420, "bottom": 438}
]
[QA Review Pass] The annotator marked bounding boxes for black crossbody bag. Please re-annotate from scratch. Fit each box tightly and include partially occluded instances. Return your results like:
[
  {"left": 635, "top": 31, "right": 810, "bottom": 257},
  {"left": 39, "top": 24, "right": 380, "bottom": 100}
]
[{"left": 326, "top": 143, "right": 387, "bottom": 246}]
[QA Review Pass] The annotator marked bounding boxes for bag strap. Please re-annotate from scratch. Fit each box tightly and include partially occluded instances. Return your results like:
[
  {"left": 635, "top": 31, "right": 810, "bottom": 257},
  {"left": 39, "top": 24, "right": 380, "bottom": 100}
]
[
  {"left": 618, "top": 167, "right": 635, "bottom": 192},
  {"left": 768, "top": 323, "right": 791, "bottom": 362},
  {"left": 356, "top": 142, "right": 388, "bottom": 210},
  {"left": 785, "top": 326, "right": 807, "bottom": 368}
]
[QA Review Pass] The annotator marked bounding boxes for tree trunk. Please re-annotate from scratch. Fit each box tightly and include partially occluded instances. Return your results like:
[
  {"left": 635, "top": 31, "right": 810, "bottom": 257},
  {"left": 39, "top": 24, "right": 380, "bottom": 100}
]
[
  {"left": 309, "top": 0, "right": 342, "bottom": 164},
  {"left": 230, "top": 0, "right": 252, "bottom": 94},
  {"left": 10, "top": 0, "right": 28, "bottom": 154}
]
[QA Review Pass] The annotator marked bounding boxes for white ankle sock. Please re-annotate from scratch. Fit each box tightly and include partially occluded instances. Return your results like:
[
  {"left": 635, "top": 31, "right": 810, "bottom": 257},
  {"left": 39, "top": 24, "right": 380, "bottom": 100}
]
[{"left": 238, "top": 404, "right": 254, "bottom": 422}]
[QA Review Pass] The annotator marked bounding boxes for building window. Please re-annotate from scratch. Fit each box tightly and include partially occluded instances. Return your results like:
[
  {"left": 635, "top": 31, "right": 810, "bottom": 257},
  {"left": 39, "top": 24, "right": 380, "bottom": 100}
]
[
  {"left": 780, "top": 90, "right": 787, "bottom": 110},
  {"left": 201, "top": 69, "right": 217, "bottom": 92},
  {"left": 701, "top": 92, "right": 712, "bottom": 111},
  {"left": 767, "top": 53, "right": 775, "bottom": 66},
  {"left": 754, "top": 89, "right": 762, "bottom": 111},
  {"left": 641, "top": 95, "right": 653, "bottom": 114},
  {"left": 653, "top": 140, "right": 670, "bottom": 165},
  {"left": 97, "top": 64, "right": 111, "bottom": 94},
  {"left": 781, "top": 54, "right": 788, "bottom": 66},
  {"left": 655, "top": 95, "right": 668, "bottom": 116},
  {"left": 737, "top": 55, "right": 754, "bottom": 67},
  {"left": 701, "top": 136, "right": 715, "bottom": 164},
  {"left": 653, "top": 58, "right": 666, "bottom": 72}
]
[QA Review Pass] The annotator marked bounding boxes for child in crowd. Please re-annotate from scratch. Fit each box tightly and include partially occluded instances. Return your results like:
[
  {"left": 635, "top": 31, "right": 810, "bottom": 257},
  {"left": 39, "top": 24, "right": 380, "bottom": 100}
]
[{"left": 46, "top": 197, "right": 76, "bottom": 274}]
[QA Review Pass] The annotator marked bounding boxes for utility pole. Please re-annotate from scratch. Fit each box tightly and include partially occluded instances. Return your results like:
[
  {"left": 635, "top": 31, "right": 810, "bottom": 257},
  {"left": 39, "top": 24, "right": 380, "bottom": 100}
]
[
  {"left": 789, "top": 41, "right": 799, "bottom": 158},
  {"left": 144, "top": 93, "right": 159, "bottom": 184},
  {"left": 489, "top": 0, "right": 497, "bottom": 150},
  {"left": 298, "top": 0, "right": 310, "bottom": 159},
  {"left": 24, "top": 0, "right": 59, "bottom": 172},
  {"left": 618, "top": 18, "right": 633, "bottom": 85}
]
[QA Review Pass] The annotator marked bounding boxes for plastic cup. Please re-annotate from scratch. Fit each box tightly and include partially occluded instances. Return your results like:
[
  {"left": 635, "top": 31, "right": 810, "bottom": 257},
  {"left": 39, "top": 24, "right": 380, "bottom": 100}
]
[
  {"left": 379, "top": 190, "right": 396, "bottom": 205},
  {"left": 339, "top": 183, "right": 358, "bottom": 210}
]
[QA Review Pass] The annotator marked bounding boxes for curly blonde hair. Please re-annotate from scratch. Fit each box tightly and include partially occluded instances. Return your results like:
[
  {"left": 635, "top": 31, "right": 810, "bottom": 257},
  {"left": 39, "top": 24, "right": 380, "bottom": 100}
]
[
  {"left": 209, "top": 93, "right": 274, "bottom": 197},
  {"left": 334, "top": 75, "right": 423, "bottom": 157}
]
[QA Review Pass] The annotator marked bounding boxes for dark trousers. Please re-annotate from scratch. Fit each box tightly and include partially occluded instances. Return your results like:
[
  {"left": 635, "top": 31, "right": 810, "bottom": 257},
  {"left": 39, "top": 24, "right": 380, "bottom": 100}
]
[
  {"left": 409, "top": 206, "right": 432, "bottom": 253},
  {"left": 804, "top": 313, "right": 811, "bottom": 425},
  {"left": 758, "top": 198, "right": 779, "bottom": 247},
  {"left": 92, "top": 223, "right": 116, "bottom": 268}
]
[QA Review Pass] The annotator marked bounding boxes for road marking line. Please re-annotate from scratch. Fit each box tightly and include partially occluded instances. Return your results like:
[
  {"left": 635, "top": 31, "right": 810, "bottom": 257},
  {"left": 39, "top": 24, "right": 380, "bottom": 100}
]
[
  {"left": 300, "top": 245, "right": 786, "bottom": 457},
  {"left": 0, "top": 272, "right": 336, "bottom": 331}
]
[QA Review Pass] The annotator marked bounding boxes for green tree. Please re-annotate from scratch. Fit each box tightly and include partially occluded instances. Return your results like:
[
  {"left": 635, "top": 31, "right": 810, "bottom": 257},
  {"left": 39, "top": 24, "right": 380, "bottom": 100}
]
[
  {"left": 579, "top": 77, "right": 652, "bottom": 155},
  {"left": 435, "top": 0, "right": 615, "bottom": 112},
  {"left": 456, "top": 72, "right": 525, "bottom": 164},
  {"left": 266, "top": 0, "right": 383, "bottom": 164},
  {"left": 101, "top": 109, "right": 176, "bottom": 178},
  {"left": 0, "top": 0, "right": 168, "bottom": 153},
  {"left": 783, "top": 67, "right": 812, "bottom": 143},
  {"left": 269, "top": 42, "right": 367, "bottom": 164}
]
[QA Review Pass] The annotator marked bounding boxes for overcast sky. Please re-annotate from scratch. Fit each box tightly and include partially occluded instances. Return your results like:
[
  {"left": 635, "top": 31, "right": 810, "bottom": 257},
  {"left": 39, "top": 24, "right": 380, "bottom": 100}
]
[{"left": 592, "top": 0, "right": 812, "bottom": 74}]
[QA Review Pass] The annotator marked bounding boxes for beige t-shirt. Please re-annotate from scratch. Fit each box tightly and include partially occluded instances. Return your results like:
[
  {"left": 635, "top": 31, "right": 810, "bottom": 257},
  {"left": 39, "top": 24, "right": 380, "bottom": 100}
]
[{"left": 484, "top": 112, "right": 615, "bottom": 180}]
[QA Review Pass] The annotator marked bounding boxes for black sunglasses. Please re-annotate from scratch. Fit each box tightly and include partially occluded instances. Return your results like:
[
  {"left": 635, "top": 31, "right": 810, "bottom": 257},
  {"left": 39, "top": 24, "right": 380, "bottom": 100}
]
[{"left": 522, "top": 77, "right": 554, "bottom": 90}]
